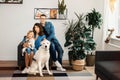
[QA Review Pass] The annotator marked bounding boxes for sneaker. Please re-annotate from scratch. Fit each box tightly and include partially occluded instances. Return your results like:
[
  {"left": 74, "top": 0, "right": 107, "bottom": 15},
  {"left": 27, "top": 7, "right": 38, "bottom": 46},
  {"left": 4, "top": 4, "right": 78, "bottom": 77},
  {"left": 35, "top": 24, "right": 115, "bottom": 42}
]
[
  {"left": 22, "top": 67, "right": 30, "bottom": 73},
  {"left": 57, "top": 67, "right": 66, "bottom": 71},
  {"left": 55, "top": 61, "right": 62, "bottom": 68},
  {"left": 55, "top": 61, "right": 66, "bottom": 71}
]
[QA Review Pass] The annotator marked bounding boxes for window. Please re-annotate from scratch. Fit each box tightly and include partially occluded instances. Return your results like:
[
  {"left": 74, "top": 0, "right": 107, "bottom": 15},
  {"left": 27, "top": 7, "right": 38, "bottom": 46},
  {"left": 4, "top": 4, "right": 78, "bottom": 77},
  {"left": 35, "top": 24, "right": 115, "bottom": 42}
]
[
  {"left": 104, "top": 0, "right": 119, "bottom": 38},
  {"left": 118, "top": 1, "right": 120, "bottom": 35}
]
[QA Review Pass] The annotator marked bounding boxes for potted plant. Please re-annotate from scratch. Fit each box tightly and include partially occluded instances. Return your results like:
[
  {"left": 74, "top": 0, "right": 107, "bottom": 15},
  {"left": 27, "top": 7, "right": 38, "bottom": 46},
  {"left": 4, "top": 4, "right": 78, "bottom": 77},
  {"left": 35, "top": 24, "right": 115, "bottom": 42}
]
[
  {"left": 64, "top": 13, "right": 96, "bottom": 70},
  {"left": 85, "top": 8, "right": 102, "bottom": 66},
  {"left": 58, "top": 0, "right": 66, "bottom": 19}
]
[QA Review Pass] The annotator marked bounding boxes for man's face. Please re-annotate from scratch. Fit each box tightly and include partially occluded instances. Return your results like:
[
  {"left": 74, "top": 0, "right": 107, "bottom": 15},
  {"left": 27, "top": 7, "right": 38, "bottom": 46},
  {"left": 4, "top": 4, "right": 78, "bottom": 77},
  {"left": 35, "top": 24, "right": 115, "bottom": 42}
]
[{"left": 40, "top": 16, "right": 46, "bottom": 24}]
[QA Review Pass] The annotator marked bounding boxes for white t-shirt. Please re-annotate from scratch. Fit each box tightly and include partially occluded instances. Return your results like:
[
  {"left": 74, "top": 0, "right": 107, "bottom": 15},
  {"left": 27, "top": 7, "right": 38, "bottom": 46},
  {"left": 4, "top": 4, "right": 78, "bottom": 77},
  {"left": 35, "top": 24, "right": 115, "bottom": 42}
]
[{"left": 26, "top": 38, "right": 35, "bottom": 49}]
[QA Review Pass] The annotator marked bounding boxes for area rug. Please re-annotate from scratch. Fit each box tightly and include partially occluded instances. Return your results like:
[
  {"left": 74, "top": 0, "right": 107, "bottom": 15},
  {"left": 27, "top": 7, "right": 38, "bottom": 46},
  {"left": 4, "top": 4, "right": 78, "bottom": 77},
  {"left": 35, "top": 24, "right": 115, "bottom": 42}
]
[{"left": 0, "top": 70, "right": 94, "bottom": 80}]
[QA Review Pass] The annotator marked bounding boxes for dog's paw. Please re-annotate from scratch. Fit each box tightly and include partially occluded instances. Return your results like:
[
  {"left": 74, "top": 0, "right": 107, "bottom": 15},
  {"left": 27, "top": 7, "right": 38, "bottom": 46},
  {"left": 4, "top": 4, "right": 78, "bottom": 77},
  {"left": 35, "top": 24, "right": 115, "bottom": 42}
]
[
  {"left": 49, "top": 72, "right": 53, "bottom": 75},
  {"left": 35, "top": 70, "right": 39, "bottom": 73},
  {"left": 33, "top": 73, "right": 37, "bottom": 75},
  {"left": 40, "top": 74, "right": 43, "bottom": 77},
  {"left": 28, "top": 72, "right": 36, "bottom": 75}
]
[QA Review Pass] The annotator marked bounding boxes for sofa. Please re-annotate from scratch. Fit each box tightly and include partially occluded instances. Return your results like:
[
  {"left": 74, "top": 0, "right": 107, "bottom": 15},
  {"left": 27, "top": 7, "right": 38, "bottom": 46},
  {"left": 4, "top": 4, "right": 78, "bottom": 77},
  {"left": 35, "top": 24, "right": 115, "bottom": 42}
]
[
  {"left": 95, "top": 51, "right": 120, "bottom": 80},
  {"left": 17, "top": 42, "right": 25, "bottom": 70},
  {"left": 17, "top": 41, "right": 53, "bottom": 70}
]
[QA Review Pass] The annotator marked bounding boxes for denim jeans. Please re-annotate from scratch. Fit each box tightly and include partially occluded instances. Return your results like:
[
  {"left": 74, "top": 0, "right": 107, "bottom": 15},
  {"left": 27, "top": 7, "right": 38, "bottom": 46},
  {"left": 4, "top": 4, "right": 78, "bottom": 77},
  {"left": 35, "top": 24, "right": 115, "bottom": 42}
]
[
  {"left": 50, "top": 40, "right": 64, "bottom": 64},
  {"left": 26, "top": 48, "right": 37, "bottom": 55}
]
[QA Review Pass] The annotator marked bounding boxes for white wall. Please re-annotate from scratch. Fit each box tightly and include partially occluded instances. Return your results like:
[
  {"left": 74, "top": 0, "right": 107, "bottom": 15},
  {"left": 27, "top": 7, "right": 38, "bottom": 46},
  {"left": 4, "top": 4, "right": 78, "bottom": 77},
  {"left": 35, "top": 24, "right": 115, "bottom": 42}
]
[{"left": 0, "top": 0, "right": 104, "bottom": 60}]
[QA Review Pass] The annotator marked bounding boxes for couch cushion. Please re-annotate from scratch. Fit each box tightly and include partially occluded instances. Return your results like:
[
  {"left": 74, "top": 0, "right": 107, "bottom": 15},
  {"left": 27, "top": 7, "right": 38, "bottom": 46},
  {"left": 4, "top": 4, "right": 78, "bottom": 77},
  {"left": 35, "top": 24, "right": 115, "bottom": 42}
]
[
  {"left": 96, "top": 61, "right": 120, "bottom": 80},
  {"left": 96, "top": 61, "right": 120, "bottom": 72}
]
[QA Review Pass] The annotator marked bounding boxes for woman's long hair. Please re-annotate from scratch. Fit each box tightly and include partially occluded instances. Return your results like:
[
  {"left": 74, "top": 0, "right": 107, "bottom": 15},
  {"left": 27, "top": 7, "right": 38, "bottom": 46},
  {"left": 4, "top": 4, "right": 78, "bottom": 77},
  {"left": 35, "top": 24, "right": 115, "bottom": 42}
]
[{"left": 33, "top": 23, "right": 44, "bottom": 36}]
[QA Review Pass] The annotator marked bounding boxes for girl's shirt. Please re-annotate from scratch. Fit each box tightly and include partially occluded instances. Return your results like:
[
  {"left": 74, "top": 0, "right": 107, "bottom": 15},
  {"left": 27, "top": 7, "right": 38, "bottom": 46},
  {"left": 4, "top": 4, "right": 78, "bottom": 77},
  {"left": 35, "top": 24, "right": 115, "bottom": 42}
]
[
  {"left": 21, "top": 36, "right": 35, "bottom": 49},
  {"left": 27, "top": 38, "right": 35, "bottom": 49}
]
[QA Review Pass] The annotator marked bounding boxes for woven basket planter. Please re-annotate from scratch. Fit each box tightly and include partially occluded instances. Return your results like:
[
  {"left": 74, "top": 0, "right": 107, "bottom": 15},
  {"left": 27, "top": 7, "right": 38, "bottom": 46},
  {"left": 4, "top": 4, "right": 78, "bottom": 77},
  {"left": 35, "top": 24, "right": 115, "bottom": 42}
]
[{"left": 72, "top": 59, "right": 85, "bottom": 71}]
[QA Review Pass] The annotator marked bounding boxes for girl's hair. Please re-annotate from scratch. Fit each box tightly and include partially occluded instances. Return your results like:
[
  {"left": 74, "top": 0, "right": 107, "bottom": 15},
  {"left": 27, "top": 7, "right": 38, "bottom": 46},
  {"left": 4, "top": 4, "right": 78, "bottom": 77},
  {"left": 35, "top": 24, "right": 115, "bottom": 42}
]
[
  {"left": 33, "top": 23, "right": 44, "bottom": 36},
  {"left": 26, "top": 30, "right": 34, "bottom": 38}
]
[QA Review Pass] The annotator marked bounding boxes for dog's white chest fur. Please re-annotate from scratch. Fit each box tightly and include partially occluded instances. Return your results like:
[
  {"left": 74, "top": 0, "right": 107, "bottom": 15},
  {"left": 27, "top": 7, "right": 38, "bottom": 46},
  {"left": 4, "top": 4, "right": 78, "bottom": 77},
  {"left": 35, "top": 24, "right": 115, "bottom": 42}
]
[{"left": 34, "top": 47, "right": 50, "bottom": 64}]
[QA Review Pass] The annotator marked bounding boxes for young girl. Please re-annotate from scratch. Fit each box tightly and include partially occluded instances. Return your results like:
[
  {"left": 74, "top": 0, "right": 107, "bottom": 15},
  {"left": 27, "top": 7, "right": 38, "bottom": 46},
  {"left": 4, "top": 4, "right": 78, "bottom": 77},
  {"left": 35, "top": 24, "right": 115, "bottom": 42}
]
[
  {"left": 22, "top": 30, "right": 35, "bottom": 56},
  {"left": 22, "top": 30, "right": 36, "bottom": 73}
]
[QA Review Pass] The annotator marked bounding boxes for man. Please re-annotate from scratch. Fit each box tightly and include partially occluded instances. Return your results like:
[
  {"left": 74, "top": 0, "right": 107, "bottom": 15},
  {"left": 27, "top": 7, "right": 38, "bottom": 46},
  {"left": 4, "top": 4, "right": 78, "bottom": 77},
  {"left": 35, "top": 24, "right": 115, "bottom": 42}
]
[{"left": 39, "top": 14, "right": 66, "bottom": 71}]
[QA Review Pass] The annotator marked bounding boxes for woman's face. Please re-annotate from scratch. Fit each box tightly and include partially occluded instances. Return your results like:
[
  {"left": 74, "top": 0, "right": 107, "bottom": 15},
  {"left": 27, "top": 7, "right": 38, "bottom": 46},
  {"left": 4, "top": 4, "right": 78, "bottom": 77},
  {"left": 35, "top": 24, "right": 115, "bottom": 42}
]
[{"left": 35, "top": 26, "right": 40, "bottom": 34}]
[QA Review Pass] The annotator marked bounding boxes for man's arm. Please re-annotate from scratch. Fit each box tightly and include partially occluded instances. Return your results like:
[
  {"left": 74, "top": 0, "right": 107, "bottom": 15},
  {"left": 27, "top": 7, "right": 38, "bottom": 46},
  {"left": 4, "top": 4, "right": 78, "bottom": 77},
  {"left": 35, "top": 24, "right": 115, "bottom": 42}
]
[{"left": 47, "top": 22, "right": 55, "bottom": 41}]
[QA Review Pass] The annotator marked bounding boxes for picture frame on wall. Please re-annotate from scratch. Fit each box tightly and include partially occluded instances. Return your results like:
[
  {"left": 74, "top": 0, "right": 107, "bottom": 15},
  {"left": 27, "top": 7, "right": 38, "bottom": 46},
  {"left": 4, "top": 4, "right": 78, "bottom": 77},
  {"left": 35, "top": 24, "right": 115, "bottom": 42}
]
[
  {"left": 34, "top": 8, "right": 67, "bottom": 20},
  {"left": 34, "top": 8, "right": 50, "bottom": 19},
  {"left": 0, "top": 0, "right": 23, "bottom": 4},
  {"left": 50, "top": 9, "right": 58, "bottom": 19}
]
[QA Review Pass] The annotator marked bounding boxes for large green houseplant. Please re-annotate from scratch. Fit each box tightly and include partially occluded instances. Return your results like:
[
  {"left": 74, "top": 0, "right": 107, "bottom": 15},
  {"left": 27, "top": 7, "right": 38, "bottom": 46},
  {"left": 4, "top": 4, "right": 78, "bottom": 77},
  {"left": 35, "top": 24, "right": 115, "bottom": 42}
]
[
  {"left": 85, "top": 8, "right": 102, "bottom": 66},
  {"left": 64, "top": 13, "right": 96, "bottom": 70},
  {"left": 58, "top": 0, "right": 66, "bottom": 19}
]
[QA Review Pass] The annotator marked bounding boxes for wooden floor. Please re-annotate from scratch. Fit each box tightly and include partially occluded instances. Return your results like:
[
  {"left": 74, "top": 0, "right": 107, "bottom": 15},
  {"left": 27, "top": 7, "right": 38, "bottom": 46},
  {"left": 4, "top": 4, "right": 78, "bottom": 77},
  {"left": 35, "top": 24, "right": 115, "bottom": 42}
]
[
  {"left": 0, "top": 60, "right": 94, "bottom": 70},
  {"left": 0, "top": 60, "right": 71, "bottom": 67},
  {"left": 0, "top": 60, "right": 72, "bottom": 70},
  {"left": 0, "top": 60, "right": 94, "bottom": 73},
  {"left": 0, "top": 61, "right": 17, "bottom": 67}
]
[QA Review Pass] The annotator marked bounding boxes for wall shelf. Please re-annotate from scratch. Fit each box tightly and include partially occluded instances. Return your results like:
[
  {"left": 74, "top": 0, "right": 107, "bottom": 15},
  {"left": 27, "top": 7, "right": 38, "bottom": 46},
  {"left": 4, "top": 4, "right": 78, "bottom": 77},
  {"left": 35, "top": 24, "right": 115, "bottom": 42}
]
[{"left": 34, "top": 8, "right": 68, "bottom": 20}]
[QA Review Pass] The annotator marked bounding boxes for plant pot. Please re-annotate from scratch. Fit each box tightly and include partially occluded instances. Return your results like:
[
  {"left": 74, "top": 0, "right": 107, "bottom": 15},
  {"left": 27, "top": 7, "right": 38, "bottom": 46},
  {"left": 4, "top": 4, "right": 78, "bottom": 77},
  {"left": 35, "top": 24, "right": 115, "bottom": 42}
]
[
  {"left": 86, "top": 55, "right": 95, "bottom": 66},
  {"left": 59, "top": 13, "right": 65, "bottom": 19},
  {"left": 72, "top": 59, "right": 85, "bottom": 71}
]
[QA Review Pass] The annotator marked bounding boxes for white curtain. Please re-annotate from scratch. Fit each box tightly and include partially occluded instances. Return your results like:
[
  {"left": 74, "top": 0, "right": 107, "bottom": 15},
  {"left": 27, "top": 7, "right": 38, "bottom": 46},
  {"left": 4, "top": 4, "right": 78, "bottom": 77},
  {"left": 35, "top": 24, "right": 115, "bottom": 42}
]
[{"left": 103, "top": 0, "right": 119, "bottom": 49}]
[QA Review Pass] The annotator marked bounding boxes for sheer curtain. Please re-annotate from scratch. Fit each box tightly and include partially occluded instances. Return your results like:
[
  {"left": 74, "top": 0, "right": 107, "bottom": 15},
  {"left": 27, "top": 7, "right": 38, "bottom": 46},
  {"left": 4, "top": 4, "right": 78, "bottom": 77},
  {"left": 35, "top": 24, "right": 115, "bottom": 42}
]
[
  {"left": 103, "top": 0, "right": 119, "bottom": 38},
  {"left": 104, "top": 0, "right": 119, "bottom": 37}
]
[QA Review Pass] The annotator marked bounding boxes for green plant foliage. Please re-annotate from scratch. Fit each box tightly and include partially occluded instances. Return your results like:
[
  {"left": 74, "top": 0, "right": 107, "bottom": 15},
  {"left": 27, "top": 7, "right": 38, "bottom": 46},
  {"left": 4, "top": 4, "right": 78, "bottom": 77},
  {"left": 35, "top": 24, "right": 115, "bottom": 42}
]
[
  {"left": 58, "top": 0, "right": 66, "bottom": 14},
  {"left": 86, "top": 8, "right": 103, "bottom": 38},
  {"left": 64, "top": 13, "right": 96, "bottom": 60}
]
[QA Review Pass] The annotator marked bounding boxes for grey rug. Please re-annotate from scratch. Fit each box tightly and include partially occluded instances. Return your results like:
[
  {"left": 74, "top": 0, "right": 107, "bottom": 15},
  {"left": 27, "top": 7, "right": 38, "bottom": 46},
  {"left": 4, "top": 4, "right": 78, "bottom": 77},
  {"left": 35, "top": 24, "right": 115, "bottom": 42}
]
[{"left": 0, "top": 70, "right": 94, "bottom": 80}]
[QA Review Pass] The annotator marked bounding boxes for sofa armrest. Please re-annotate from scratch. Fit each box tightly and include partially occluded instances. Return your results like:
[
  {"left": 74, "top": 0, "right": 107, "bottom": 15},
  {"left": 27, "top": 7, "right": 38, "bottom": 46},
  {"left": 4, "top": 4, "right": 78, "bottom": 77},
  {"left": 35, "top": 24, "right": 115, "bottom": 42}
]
[
  {"left": 95, "top": 51, "right": 120, "bottom": 62},
  {"left": 17, "top": 42, "right": 24, "bottom": 66}
]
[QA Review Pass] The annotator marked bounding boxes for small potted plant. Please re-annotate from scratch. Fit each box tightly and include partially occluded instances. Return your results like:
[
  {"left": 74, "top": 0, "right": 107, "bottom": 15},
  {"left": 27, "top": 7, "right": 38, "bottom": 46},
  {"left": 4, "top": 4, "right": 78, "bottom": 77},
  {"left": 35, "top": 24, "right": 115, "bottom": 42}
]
[
  {"left": 58, "top": 0, "right": 66, "bottom": 19},
  {"left": 64, "top": 13, "right": 96, "bottom": 70},
  {"left": 85, "top": 8, "right": 102, "bottom": 66}
]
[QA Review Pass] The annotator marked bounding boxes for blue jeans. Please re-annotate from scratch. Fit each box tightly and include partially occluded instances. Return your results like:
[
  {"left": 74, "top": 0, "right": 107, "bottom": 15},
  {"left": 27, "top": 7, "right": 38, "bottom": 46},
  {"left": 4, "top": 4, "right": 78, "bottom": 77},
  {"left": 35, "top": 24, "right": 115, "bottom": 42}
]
[
  {"left": 50, "top": 40, "right": 64, "bottom": 64},
  {"left": 26, "top": 48, "right": 37, "bottom": 55}
]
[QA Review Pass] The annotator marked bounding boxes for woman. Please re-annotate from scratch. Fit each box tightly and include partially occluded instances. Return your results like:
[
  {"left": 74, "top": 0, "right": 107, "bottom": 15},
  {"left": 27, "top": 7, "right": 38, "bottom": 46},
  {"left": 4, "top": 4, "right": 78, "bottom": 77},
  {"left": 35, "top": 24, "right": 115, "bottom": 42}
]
[
  {"left": 22, "top": 23, "right": 46, "bottom": 73},
  {"left": 33, "top": 23, "right": 46, "bottom": 50}
]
